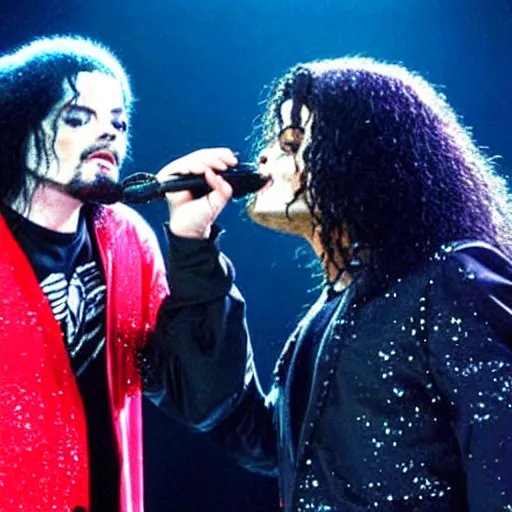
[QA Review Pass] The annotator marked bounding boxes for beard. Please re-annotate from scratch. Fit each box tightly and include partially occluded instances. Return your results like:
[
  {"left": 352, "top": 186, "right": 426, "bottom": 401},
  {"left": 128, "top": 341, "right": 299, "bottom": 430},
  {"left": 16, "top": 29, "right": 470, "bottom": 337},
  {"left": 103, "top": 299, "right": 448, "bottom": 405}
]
[
  {"left": 35, "top": 161, "right": 124, "bottom": 205},
  {"left": 65, "top": 171, "right": 123, "bottom": 204},
  {"left": 27, "top": 165, "right": 123, "bottom": 205}
]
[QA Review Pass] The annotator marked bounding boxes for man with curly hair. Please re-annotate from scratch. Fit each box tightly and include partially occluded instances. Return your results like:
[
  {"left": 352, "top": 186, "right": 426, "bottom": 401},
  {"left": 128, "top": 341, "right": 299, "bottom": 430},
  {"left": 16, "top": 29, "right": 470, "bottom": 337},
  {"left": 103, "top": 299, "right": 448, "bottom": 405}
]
[{"left": 145, "top": 58, "right": 512, "bottom": 511}]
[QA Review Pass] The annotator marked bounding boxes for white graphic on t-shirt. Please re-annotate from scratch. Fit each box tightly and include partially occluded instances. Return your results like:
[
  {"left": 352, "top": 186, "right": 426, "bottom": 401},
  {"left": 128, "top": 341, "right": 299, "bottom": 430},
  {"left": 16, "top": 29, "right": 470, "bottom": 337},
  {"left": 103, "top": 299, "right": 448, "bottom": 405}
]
[{"left": 40, "top": 261, "right": 106, "bottom": 375}]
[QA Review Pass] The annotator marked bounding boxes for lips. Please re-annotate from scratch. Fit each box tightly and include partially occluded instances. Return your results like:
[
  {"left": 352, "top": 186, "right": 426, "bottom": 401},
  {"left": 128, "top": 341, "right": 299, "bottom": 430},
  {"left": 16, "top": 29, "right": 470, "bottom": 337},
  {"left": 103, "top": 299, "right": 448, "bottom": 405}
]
[
  {"left": 86, "top": 150, "right": 117, "bottom": 168},
  {"left": 257, "top": 175, "right": 274, "bottom": 195}
]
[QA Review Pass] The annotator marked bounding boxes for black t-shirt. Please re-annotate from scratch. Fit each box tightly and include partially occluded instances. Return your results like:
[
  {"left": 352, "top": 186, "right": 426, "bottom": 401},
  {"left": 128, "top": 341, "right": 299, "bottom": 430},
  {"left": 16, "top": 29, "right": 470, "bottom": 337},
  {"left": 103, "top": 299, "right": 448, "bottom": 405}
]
[{"left": 2, "top": 205, "right": 120, "bottom": 512}]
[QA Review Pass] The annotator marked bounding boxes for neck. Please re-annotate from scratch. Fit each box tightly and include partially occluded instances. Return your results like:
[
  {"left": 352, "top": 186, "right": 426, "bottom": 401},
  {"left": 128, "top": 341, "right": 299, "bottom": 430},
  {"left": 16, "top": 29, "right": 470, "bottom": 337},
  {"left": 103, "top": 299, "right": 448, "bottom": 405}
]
[
  {"left": 11, "top": 183, "right": 83, "bottom": 233},
  {"left": 249, "top": 209, "right": 355, "bottom": 291},
  {"left": 306, "top": 227, "right": 353, "bottom": 291}
]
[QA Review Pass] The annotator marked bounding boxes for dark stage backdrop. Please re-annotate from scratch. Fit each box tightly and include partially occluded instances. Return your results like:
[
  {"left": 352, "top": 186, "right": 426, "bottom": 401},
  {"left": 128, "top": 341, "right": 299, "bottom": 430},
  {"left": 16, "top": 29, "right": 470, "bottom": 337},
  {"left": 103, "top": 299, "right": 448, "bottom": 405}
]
[{"left": 1, "top": 1, "right": 511, "bottom": 510}]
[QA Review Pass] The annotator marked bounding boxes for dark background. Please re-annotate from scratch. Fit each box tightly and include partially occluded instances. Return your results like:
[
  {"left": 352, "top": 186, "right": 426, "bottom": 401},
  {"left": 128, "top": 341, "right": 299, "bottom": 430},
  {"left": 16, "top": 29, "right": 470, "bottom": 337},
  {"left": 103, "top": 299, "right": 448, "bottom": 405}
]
[{"left": 2, "top": 1, "right": 511, "bottom": 510}]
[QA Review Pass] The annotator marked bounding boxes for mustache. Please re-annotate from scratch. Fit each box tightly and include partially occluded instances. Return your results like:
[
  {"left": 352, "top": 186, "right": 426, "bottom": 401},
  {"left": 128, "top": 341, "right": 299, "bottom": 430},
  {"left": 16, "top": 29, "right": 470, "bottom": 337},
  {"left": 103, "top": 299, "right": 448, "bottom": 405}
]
[{"left": 80, "top": 144, "right": 121, "bottom": 166}]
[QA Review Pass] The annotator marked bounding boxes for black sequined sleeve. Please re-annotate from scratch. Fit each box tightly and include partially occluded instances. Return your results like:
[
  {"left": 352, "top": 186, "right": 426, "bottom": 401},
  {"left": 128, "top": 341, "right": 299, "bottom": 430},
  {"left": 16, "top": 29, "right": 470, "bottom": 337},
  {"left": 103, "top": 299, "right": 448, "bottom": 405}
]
[
  {"left": 142, "top": 227, "right": 278, "bottom": 474},
  {"left": 426, "top": 242, "right": 512, "bottom": 508}
]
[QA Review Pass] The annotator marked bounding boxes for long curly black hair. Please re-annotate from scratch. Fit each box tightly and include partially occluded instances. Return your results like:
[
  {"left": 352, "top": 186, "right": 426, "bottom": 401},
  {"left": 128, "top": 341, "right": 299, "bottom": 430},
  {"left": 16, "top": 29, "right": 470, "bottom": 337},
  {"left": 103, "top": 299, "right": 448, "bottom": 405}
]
[
  {"left": 253, "top": 57, "right": 512, "bottom": 281},
  {"left": 0, "top": 35, "right": 132, "bottom": 210}
]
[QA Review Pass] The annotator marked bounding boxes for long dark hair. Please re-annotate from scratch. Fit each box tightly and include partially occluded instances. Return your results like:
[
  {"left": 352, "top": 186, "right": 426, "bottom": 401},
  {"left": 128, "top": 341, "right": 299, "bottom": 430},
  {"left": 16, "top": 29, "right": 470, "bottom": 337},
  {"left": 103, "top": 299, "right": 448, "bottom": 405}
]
[
  {"left": 0, "top": 35, "right": 132, "bottom": 210},
  {"left": 254, "top": 57, "right": 512, "bottom": 280}
]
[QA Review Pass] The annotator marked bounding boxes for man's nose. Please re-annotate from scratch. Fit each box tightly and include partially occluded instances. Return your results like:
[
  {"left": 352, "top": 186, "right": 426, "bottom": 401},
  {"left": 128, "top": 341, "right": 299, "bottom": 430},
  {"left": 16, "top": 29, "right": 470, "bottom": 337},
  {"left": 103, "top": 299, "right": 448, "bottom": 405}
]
[
  {"left": 98, "top": 131, "right": 116, "bottom": 142},
  {"left": 258, "top": 144, "right": 281, "bottom": 172},
  {"left": 96, "top": 117, "right": 117, "bottom": 142}
]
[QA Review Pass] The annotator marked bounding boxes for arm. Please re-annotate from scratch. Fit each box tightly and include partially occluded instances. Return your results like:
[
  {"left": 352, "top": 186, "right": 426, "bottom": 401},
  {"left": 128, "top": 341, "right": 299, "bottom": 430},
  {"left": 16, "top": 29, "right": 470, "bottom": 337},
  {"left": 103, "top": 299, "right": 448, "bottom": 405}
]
[
  {"left": 426, "top": 242, "right": 512, "bottom": 509},
  {"left": 141, "top": 149, "right": 278, "bottom": 474},
  {"left": 143, "top": 227, "right": 250, "bottom": 428}
]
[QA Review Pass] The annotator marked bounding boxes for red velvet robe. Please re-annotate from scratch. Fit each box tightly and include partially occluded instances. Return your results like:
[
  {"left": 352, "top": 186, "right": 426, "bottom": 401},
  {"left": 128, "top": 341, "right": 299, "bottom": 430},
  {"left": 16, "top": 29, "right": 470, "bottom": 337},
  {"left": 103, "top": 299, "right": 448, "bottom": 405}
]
[{"left": 0, "top": 203, "right": 169, "bottom": 512}]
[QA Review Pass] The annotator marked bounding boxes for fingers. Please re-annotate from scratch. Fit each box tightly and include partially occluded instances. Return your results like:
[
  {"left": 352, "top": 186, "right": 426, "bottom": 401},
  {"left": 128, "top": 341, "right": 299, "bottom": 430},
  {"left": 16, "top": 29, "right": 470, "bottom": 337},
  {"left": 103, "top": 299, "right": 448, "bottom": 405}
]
[
  {"left": 167, "top": 173, "right": 232, "bottom": 239},
  {"left": 160, "top": 149, "right": 237, "bottom": 239},
  {"left": 155, "top": 148, "right": 238, "bottom": 182},
  {"left": 167, "top": 167, "right": 233, "bottom": 212},
  {"left": 204, "top": 168, "right": 233, "bottom": 211}
]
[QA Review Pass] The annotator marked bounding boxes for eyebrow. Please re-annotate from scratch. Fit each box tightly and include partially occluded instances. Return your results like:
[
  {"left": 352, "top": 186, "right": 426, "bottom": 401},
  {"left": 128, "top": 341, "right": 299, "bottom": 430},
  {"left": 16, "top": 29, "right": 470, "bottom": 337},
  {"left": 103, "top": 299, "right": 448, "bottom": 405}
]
[{"left": 64, "top": 104, "right": 126, "bottom": 116}]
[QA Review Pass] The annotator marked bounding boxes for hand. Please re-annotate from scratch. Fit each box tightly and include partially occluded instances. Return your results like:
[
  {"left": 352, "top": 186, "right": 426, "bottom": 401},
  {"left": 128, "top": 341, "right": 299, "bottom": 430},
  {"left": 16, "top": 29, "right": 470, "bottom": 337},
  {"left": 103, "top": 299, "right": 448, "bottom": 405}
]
[{"left": 155, "top": 148, "right": 237, "bottom": 239}]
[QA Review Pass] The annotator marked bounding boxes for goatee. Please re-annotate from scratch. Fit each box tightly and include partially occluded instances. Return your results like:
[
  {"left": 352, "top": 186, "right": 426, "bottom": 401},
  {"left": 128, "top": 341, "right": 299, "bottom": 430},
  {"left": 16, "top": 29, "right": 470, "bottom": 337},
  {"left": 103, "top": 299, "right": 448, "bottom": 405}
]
[{"left": 65, "top": 173, "right": 123, "bottom": 204}]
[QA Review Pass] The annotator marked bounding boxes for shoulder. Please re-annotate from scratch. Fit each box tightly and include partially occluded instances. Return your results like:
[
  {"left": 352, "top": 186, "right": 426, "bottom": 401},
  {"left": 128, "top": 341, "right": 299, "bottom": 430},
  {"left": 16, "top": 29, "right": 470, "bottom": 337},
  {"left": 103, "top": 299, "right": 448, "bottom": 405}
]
[
  {"left": 436, "top": 240, "right": 512, "bottom": 293},
  {"left": 93, "top": 203, "right": 159, "bottom": 244},
  {"left": 431, "top": 240, "right": 512, "bottom": 340}
]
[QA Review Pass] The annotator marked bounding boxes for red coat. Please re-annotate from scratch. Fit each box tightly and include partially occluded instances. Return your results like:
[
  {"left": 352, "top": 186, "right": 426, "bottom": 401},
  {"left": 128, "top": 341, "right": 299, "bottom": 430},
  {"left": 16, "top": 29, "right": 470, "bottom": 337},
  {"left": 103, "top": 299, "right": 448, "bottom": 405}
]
[{"left": 0, "top": 204, "right": 169, "bottom": 512}]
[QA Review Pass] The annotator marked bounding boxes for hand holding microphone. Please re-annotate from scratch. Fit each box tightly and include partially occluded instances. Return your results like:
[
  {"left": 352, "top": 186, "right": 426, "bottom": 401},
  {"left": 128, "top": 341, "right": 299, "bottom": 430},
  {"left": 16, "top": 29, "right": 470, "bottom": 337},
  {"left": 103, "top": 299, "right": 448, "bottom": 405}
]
[{"left": 150, "top": 148, "right": 258, "bottom": 240}]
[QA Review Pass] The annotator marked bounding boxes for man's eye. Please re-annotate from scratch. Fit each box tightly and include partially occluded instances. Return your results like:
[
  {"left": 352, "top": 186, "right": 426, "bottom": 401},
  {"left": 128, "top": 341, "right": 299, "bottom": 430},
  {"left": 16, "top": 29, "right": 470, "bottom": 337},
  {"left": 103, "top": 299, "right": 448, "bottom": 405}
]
[
  {"left": 112, "top": 119, "right": 128, "bottom": 133},
  {"left": 62, "top": 110, "right": 91, "bottom": 128},
  {"left": 281, "top": 141, "right": 301, "bottom": 154},
  {"left": 63, "top": 118, "right": 84, "bottom": 127}
]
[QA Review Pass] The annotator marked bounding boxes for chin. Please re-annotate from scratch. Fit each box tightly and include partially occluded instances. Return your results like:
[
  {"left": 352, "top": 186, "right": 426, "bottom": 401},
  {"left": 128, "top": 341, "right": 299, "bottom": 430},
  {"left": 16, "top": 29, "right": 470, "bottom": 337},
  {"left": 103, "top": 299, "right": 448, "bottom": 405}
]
[
  {"left": 81, "top": 161, "right": 120, "bottom": 183},
  {"left": 67, "top": 173, "right": 123, "bottom": 204},
  {"left": 247, "top": 201, "right": 312, "bottom": 237}
]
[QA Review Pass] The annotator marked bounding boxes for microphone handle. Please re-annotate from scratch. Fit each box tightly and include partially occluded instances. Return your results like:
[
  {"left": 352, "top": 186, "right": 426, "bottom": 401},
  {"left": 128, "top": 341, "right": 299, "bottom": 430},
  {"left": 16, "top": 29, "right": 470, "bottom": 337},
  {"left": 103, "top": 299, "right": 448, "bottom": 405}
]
[
  {"left": 158, "top": 170, "right": 269, "bottom": 199},
  {"left": 122, "top": 164, "right": 269, "bottom": 204}
]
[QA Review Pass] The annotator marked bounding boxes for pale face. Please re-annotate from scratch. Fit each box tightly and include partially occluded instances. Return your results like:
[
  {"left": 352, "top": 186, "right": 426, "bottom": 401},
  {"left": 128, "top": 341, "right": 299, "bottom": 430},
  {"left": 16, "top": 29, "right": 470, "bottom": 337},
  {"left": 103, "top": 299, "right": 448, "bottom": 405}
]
[
  {"left": 248, "top": 99, "right": 314, "bottom": 237},
  {"left": 25, "top": 70, "right": 129, "bottom": 203}
]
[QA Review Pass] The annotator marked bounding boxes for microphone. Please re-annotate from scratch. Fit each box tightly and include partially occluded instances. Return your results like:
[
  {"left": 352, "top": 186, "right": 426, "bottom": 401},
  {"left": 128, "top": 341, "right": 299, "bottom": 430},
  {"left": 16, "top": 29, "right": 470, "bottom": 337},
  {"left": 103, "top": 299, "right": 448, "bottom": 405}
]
[{"left": 121, "top": 163, "right": 269, "bottom": 204}]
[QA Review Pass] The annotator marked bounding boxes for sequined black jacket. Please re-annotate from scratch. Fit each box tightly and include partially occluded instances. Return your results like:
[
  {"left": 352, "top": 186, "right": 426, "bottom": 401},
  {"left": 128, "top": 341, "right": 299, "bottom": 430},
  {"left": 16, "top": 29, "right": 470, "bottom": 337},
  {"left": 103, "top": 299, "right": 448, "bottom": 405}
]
[{"left": 143, "top": 236, "right": 512, "bottom": 512}]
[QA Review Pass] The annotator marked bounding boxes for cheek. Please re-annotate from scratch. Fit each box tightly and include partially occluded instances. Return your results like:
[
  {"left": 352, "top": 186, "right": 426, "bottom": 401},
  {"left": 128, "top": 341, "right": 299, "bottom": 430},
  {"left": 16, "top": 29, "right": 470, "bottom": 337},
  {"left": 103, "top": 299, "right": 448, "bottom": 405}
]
[
  {"left": 277, "top": 166, "right": 304, "bottom": 200},
  {"left": 25, "top": 127, "right": 77, "bottom": 173},
  {"left": 118, "top": 137, "right": 128, "bottom": 163},
  {"left": 53, "top": 130, "right": 81, "bottom": 166},
  {"left": 257, "top": 176, "right": 298, "bottom": 208}
]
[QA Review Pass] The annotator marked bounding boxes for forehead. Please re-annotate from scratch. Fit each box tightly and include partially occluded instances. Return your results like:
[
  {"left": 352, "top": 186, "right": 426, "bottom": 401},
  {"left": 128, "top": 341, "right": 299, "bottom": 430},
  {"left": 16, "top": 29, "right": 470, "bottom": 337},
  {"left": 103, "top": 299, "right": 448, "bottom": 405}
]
[
  {"left": 279, "top": 99, "right": 311, "bottom": 127},
  {"left": 64, "top": 70, "right": 126, "bottom": 110}
]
